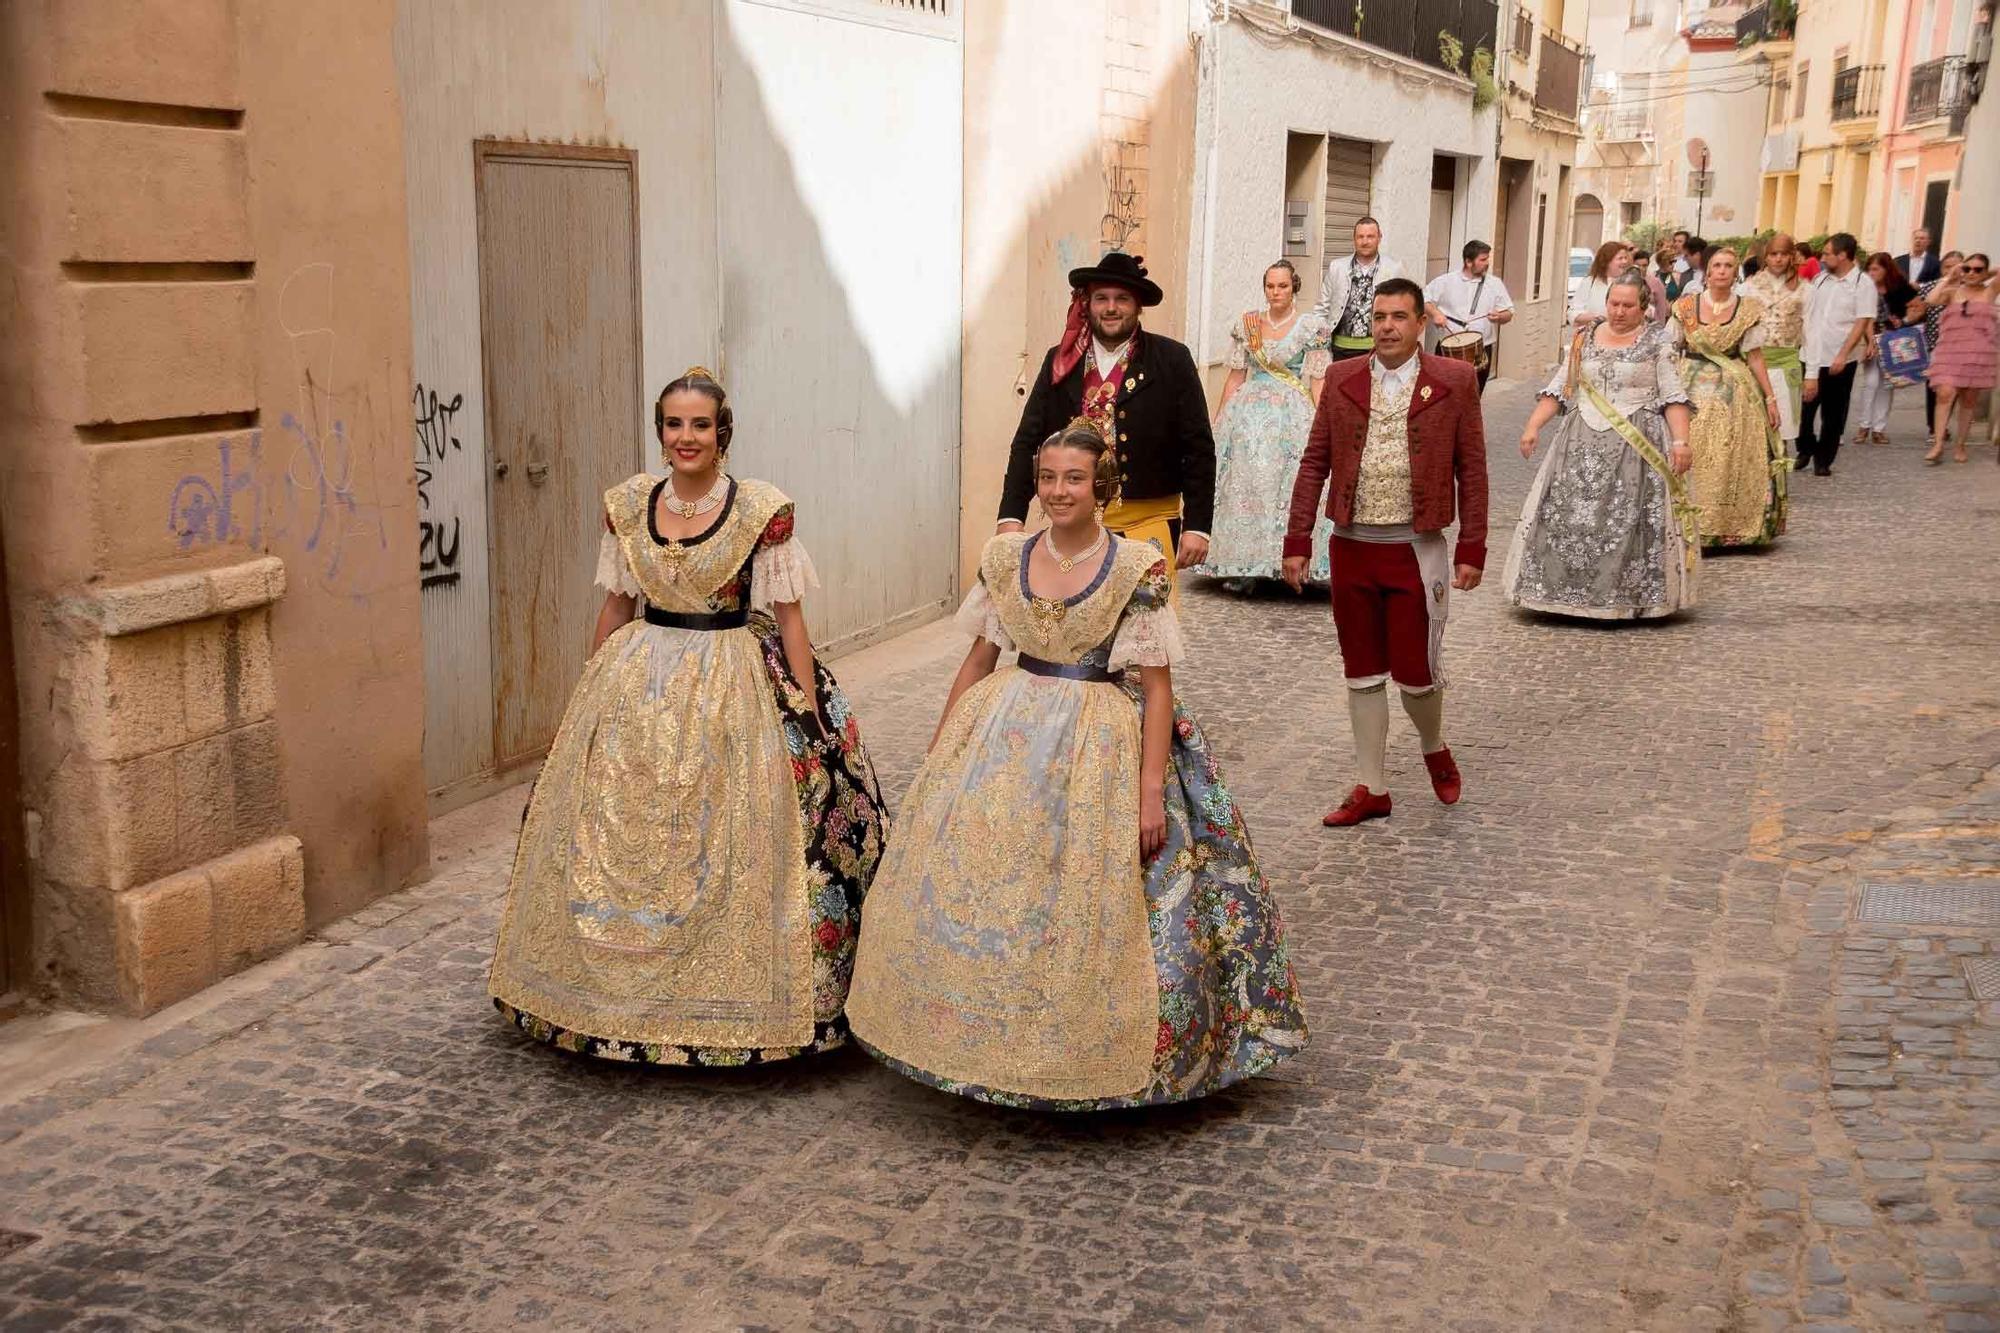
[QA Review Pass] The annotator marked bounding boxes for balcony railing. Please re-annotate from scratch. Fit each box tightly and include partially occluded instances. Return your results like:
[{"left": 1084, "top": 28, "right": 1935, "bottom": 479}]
[
  {"left": 1736, "top": 2, "right": 1795, "bottom": 44},
  {"left": 1596, "top": 106, "right": 1653, "bottom": 141},
  {"left": 1510, "top": 5, "right": 1535, "bottom": 58},
  {"left": 1830, "top": 64, "right": 1883, "bottom": 121},
  {"left": 1291, "top": 0, "right": 1504, "bottom": 76},
  {"left": 1536, "top": 28, "right": 1585, "bottom": 119},
  {"left": 1905, "top": 55, "right": 1970, "bottom": 126}
]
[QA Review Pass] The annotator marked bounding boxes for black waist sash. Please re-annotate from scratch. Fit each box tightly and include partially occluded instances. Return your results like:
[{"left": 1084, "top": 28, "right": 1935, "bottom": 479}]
[
  {"left": 1016, "top": 653, "right": 1116, "bottom": 683},
  {"left": 644, "top": 605, "right": 749, "bottom": 631}
]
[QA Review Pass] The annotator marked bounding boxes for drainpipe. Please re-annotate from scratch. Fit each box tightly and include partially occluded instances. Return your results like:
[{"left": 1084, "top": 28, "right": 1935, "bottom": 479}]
[{"left": 1195, "top": 1, "right": 1228, "bottom": 365}]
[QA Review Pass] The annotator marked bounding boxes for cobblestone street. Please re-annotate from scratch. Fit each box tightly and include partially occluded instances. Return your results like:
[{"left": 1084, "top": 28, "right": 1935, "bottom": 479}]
[{"left": 2, "top": 383, "right": 1997, "bottom": 1332}]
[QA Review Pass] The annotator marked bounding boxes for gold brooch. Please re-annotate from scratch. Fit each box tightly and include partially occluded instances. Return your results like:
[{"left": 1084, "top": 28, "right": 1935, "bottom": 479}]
[
  {"left": 1420, "top": 385, "right": 1433, "bottom": 401},
  {"left": 1028, "top": 595, "right": 1068, "bottom": 634}
]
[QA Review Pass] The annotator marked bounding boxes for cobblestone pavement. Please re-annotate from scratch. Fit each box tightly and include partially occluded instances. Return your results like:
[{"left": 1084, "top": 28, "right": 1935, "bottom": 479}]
[{"left": 2, "top": 386, "right": 1997, "bottom": 1332}]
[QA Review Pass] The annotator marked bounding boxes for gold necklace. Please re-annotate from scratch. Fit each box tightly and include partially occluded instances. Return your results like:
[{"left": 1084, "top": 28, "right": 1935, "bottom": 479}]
[{"left": 1046, "top": 524, "right": 1107, "bottom": 573}]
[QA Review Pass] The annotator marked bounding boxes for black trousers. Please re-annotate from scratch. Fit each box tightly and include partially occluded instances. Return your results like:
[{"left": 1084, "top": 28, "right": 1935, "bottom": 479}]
[
  {"left": 1329, "top": 345, "right": 1371, "bottom": 364},
  {"left": 1797, "top": 364, "right": 1858, "bottom": 469},
  {"left": 1925, "top": 384, "right": 1936, "bottom": 433},
  {"left": 1476, "top": 362, "right": 1491, "bottom": 395}
]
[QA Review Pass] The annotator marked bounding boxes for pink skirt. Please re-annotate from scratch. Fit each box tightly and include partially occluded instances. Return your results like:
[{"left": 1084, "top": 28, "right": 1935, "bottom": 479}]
[{"left": 1929, "top": 299, "right": 1998, "bottom": 389}]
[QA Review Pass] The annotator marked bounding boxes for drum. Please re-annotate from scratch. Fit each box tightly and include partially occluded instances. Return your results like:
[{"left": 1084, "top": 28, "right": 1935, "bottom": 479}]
[{"left": 1437, "top": 330, "right": 1486, "bottom": 368}]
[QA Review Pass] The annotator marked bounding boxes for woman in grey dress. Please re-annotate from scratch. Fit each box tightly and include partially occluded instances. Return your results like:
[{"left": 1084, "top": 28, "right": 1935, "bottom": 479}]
[{"left": 1504, "top": 272, "right": 1698, "bottom": 620}]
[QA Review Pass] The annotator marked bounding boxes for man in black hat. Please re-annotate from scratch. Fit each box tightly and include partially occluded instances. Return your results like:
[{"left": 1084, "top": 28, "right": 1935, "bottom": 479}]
[{"left": 996, "top": 251, "right": 1215, "bottom": 576}]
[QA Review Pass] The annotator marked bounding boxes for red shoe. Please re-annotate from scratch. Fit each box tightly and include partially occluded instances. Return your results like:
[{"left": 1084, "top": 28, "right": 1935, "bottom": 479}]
[
  {"left": 1424, "top": 747, "right": 1463, "bottom": 804},
  {"left": 1323, "top": 785, "right": 1392, "bottom": 827}
]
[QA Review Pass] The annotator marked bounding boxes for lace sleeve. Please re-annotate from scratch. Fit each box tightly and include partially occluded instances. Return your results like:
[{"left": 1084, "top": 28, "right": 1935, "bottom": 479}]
[
  {"left": 1538, "top": 354, "right": 1572, "bottom": 407},
  {"left": 952, "top": 579, "right": 1014, "bottom": 652},
  {"left": 1109, "top": 603, "right": 1187, "bottom": 670},
  {"left": 594, "top": 530, "right": 642, "bottom": 599},
  {"left": 1225, "top": 314, "right": 1249, "bottom": 371},
  {"left": 1300, "top": 315, "right": 1333, "bottom": 381},
  {"left": 750, "top": 537, "right": 821, "bottom": 609},
  {"left": 1653, "top": 328, "right": 1693, "bottom": 407}
]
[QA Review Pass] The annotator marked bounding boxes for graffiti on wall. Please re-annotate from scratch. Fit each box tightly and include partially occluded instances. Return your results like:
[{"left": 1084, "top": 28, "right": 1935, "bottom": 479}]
[
  {"left": 1101, "top": 139, "right": 1144, "bottom": 252},
  {"left": 413, "top": 383, "right": 466, "bottom": 591}
]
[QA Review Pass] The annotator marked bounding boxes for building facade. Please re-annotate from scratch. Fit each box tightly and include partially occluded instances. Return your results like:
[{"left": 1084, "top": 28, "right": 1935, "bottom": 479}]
[
  {"left": 1744, "top": 0, "right": 1893, "bottom": 243},
  {"left": 1495, "top": 0, "right": 1591, "bottom": 374},
  {"left": 1577, "top": 2, "right": 1768, "bottom": 253},
  {"left": 1870, "top": 0, "right": 1984, "bottom": 252},
  {"left": 1185, "top": 1, "right": 1502, "bottom": 392},
  {"left": 0, "top": 0, "right": 427, "bottom": 1012}
]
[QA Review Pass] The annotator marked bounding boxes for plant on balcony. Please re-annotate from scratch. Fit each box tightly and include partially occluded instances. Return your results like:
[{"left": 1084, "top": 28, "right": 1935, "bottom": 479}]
[
  {"left": 1471, "top": 45, "right": 1498, "bottom": 110},
  {"left": 1440, "top": 30, "right": 1466, "bottom": 75},
  {"left": 1770, "top": 0, "right": 1796, "bottom": 36}
]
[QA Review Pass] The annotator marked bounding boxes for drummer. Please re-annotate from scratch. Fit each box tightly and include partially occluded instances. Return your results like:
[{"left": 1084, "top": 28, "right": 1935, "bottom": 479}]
[{"left": 1424, "top": 240, "right": 1514, "bottom": 395}]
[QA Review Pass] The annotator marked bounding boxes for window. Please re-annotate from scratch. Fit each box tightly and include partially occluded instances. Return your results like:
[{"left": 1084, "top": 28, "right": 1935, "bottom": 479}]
[
  {"left": 1769, "top": 73, "right": 1792, "bottom": 126},
  {"left": 1629, "top": 0, "right": 1653, "bottom": 26},
  {"left": 1794, "top": 62, "right": 1810, "bottom": 119},
  {"left": 1532, "top": 192, "right": 1549, "bottom": 300}
]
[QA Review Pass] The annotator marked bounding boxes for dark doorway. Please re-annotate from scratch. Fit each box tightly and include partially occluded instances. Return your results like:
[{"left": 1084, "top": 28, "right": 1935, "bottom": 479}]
[{"left": 1921, "top": 179, "right": 1949, "bottom": 246}]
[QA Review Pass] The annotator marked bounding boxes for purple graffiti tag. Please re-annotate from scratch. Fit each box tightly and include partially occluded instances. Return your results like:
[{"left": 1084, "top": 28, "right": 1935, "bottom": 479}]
[
  {"left": 167, "top": 436, "right": 263, "bottom": 550},
  {"left": 277, "top": 412, "right": 387, "bottom": 587}
]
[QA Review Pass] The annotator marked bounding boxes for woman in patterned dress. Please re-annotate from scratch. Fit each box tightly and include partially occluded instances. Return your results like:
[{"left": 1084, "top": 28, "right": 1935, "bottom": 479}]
[
  {"left": 489, "top": 368, "right": 885, "bottom": 1066},
  {"left": 1919, "top": 253, "right": 1999, "bottom": 465},
  {"left": 1674, "top": 247, "right": 1786, "bottom": 548},
  {"left": 848, "top": 422, "right": 1307, "bottom": 1110},
  {"left": 1201, "top": 260, "right": 1334, "bottom": 587},
  {"left": 1504, "top": 273, "right": 1699, "bottom": 620}
]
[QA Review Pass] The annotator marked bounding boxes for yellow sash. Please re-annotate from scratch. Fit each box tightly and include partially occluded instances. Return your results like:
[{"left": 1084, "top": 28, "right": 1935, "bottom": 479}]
[
  {"left": 1579, "top": 376, "right": 1701, "bottom": 573},
  {"left": 1101, "top": 492, "right": 1182, "bottom": 601},
  {"left": 1332, "top": 333, "right": 1374, "bottom": 352},
  {"left": 1245, "top": 312, "right": 1311, "bottom": 402}
]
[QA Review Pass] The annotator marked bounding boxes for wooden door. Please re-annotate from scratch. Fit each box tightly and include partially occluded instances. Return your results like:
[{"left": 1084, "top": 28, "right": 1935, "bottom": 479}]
[{"left": 475, "top": 143, "right": 642, "bottom": 769}]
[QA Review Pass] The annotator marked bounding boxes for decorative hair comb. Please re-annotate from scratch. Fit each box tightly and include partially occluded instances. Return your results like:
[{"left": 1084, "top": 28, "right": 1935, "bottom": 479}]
[
  {"left": 681, "top": 364, "right": 718, "bottom": 383},
  {"left": 1064, "top": 415, "right": 1103, "bottom": 436}
]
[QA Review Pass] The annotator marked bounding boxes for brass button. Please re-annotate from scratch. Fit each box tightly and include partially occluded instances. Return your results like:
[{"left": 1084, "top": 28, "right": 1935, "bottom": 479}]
[
  {"left": 1118, "top": 410, "right": 1127, "bottom": 419},
  {"left": 1119, "top": 432, "right": 1129, "bottom": 442}
]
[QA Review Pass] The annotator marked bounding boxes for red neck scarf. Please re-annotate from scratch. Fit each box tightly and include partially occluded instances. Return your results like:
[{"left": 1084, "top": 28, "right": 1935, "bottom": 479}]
[{"left": 1051, "top": 288, "right": 1091, "bottom": 384}]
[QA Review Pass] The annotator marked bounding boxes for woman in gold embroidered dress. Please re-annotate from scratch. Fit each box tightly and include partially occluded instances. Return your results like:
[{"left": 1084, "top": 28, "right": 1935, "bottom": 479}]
[
  {"left": 847, "top": 422, "right": 1307, "bottom": 1110},
  {"left": 489, "top": 368, "right": 885, "bottom": 1066},
  {"left": 1673, "top": 247, "right": 1787, "bottom": 548}
]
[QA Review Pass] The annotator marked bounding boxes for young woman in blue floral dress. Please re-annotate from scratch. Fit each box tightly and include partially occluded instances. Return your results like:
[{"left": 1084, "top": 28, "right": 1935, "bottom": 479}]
[{"left": 847, "top": 421, "right": 1308, "bottom": 1109}]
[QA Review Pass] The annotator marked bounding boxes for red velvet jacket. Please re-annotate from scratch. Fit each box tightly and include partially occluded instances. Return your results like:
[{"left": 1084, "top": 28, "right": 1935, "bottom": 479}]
[{"left": 1283, "top": 353, "right": 1490, "bottom": 570}]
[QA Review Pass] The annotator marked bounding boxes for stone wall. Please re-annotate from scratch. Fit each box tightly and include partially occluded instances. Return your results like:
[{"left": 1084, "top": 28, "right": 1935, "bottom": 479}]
[{"left": 0, "top": 0, "right": 427, "bottom": 1013}]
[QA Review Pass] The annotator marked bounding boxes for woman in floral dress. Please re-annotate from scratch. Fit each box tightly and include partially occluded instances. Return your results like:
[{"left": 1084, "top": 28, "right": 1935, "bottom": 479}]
[
  {"left": 1504, "top": 273, "right": 1699, "bottom": 620},
  {"left": 848, "top": 421, "right": 1307, "bottom": 1110},
  {"left": 1202, "top": 260, "right": 1333, "bottom": 586},
  {"left": 490, "top": 368, "right": 885, "bottom": 1066},
  {"left": 1674, "top": 247, "right": 1786, "bottom": 548}
]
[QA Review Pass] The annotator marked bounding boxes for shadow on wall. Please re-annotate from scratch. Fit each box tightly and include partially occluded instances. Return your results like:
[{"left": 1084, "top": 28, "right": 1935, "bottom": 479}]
[{"left": 709, "top": 3, "right": 962, "bottom": 655}]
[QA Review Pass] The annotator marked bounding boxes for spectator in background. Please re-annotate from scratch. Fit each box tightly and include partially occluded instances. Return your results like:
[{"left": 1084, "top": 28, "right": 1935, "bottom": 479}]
[
  {"left": 1897, "top": 228, "right": 1942, "bottom": 286},
  {"left": 1914, "top": 251, "right": 1964, "bottom": 441},
  {"left": 1851, "top": 252, "right": 1921, "bottom": 447}
]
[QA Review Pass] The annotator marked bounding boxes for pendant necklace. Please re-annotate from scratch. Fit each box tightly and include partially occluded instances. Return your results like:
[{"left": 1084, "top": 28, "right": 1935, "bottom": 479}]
[
  {"left": 1047, "top": 524, "right": 1107, "bottom": 573},
  {"left": 665, "top": 472, "right": 728, "bottom": 519}
]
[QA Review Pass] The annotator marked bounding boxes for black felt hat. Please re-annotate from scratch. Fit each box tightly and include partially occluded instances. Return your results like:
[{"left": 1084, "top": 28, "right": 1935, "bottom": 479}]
[{"left": 1067, "top": 251, "right": 1164, "bottom": 307}]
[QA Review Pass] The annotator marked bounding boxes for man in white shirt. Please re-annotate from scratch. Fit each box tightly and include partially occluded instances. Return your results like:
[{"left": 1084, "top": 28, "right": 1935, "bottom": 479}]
[
  {"left": 1797, "top": 232, "right": 1874, "bottom": 476},
  {"left": 1312, "top": 217, "right": 1406, "bottom": 364},
  {"left": 1424, "top": 239, "right": 1515, "bottom": 394}
]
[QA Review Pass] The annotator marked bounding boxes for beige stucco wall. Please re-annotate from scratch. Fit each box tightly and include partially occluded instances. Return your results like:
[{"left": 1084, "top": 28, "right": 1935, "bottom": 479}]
[
  {"left": 0, "top": 1, "right": 426, "bottom": 1012},
  {"left": 960, "top": 0, "right": 1196, "bottom": 589}
]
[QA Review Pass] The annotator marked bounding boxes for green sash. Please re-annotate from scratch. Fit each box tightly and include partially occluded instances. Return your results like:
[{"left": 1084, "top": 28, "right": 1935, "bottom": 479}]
[
  {"left": 1332, "top": 333, "right": 1374, "bottom": 352},
  {"left": 1578, "top": 376, "right": 1701, "bottom": 572}
]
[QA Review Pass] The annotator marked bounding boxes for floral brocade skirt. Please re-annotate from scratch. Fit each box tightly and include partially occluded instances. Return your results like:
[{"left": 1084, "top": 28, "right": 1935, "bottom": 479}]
[
  {"left": 490, "top": 612, "right": 884, "bottom": 1066},
  {"left": 848, "top": 670, "right": 1308, "bottom": 1110},
  {"left": 1204, "top": 378, "right": 1335, "bottom": 583}
]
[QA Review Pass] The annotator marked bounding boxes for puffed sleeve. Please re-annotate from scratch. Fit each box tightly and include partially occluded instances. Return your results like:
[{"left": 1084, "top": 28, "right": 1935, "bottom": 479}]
[
  {"left": 952, "top": 577, "right": 1014, "bottom": 652},
  {"left": 594, "top": 512, "right": 642, "bottom": 598},
  {"left": 1538, "top": 352, "right": 1573, "bottom": 407},
  {"left": 1225, "top": 314, "right": 1249, "bottom": 371},
  {"left": 1652, "top": 327, "right": 1693, "bottom": 408},
  {"left": 1108, "top": 559, "right": 1187, "bottom": 670},
  {"left": 750, "top": 503, "right": 822, "bottom": 609},
  {"left": 1738, "top": 298, "right": 1768, "bottom": 352},
  {"left": 1301, "top": 314, "right": 1333, "bottom": 381}
]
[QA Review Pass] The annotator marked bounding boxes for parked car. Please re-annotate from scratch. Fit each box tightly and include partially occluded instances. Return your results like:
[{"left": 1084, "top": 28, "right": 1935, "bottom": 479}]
[{"left": 1565, "top": 246, "right": 1593, "bottom": 317}]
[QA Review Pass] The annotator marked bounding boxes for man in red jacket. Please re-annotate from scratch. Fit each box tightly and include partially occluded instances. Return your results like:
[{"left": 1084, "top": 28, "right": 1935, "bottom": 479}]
[{"left": 1282, "top": 278, "right": 1488, "bottom": 827}]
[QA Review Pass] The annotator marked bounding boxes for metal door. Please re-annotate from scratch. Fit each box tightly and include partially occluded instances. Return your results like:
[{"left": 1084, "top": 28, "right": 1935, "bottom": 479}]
[
  {"left": 1322, "top": 136, "right": 1374, "bottom": 262},
  {"left": 475, "top": 143, "right": 643, "bottom": 770}
]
